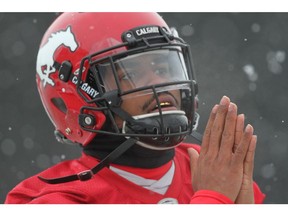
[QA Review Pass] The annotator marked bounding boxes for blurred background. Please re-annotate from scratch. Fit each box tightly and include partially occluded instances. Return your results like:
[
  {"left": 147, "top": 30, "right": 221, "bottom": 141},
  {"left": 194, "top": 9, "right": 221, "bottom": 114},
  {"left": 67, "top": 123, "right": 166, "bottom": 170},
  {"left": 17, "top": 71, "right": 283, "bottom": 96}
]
[{"left": 0, "top": 12, "right": 287, "bottom": 204}]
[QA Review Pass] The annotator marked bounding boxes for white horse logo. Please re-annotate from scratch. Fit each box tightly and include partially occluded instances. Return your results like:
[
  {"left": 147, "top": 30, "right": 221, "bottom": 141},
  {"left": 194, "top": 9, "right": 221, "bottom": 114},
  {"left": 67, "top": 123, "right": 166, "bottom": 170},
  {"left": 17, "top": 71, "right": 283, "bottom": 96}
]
[{"left": 36, "top": 26, "right": 78, "bottom": 87}]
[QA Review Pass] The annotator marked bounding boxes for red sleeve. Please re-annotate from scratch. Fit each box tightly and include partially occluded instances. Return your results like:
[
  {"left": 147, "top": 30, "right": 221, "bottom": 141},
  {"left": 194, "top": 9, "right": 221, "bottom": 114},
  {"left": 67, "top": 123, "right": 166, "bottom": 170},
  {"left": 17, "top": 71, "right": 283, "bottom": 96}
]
[
  {"left": 253, "top": 181, "right": 266, "bottom": 204},
  {"left": 190, "top": 190, "right": 234, "bottom": 204},
  {"left": 189, "top": 182, "right": 266, "bottom": 204}
]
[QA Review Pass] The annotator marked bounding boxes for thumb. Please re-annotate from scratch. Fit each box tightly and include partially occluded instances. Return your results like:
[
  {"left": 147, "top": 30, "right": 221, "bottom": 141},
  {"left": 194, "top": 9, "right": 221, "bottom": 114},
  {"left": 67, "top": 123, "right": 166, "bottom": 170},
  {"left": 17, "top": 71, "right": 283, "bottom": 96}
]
[{"left": 188, "top": 148, "right": 199, "bottom": 174}]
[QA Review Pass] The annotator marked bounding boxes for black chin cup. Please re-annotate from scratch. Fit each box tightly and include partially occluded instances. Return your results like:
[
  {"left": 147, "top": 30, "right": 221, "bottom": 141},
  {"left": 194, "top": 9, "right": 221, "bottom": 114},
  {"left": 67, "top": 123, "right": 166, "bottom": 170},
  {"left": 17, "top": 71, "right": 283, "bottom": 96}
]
[{"left": 122, "top": 111, "right": 189, "bottom": 150}]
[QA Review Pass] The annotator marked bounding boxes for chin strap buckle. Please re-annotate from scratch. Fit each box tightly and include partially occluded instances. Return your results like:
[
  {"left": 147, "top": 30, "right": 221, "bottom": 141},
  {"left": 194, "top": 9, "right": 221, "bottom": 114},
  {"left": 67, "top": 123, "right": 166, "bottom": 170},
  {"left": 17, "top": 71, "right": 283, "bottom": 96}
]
[{"left": 77, "top": 170, "right": 93, "bottom": 181}]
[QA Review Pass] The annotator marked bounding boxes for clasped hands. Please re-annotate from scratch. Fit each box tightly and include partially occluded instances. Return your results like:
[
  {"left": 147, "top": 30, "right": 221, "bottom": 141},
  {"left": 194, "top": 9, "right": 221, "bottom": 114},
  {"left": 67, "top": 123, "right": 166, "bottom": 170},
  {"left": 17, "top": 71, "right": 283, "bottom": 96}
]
[{"left": 189, "top": 96, "right": 257, "bottom": 203}]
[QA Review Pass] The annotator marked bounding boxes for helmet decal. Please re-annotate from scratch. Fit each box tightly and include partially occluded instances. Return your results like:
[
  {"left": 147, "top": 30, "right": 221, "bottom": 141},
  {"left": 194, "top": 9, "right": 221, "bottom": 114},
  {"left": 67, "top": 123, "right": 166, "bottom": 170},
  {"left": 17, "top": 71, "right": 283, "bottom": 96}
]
[
  {"left": 135, "top": 26, "right": 160, "bottom": 36},
  {"left": 36, "top": 26, "right": 78, "bottom": 87}
]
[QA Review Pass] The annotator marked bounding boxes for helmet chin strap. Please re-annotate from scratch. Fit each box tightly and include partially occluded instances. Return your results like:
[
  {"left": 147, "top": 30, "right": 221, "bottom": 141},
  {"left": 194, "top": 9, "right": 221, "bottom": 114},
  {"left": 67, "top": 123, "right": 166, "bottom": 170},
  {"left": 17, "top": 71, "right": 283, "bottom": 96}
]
[{"left": 38, "top": 137, "right": 137, "bottom": 184}]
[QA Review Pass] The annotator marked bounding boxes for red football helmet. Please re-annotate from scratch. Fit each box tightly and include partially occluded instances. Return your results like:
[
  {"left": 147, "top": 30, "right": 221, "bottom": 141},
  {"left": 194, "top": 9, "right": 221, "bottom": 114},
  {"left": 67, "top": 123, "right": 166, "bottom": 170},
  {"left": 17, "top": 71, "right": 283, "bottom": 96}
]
[{"left": 36, "top": 12, "right": 199, "bottom": 150}]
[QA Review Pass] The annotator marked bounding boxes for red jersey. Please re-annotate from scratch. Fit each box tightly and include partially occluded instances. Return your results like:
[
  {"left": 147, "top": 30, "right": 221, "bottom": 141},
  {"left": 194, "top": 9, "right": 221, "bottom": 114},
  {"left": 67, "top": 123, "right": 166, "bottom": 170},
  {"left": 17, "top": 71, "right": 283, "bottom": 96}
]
[{"left": 5, "top": 143, "right": 265, "bottom": 204}]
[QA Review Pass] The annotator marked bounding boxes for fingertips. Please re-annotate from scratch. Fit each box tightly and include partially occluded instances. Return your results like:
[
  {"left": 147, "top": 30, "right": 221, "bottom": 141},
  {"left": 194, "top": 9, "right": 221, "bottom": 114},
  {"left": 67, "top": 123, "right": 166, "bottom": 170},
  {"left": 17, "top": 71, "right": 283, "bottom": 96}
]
[
  {"left": 245, "top": 124, "right": 254, "bottom": 135},
  {"left": 212, "top": 104, "right": 219, "bottom": 114},
  {"left": 220, "top": 95, "right": 230, "bottom": 107},
  {"left": 209, "top": 104, "right": 219, "bottom": 124},
  {"left": 234, "top": 124, "right": 254, "bottom": 160},
  {"left": 216, "top": 96, "right": 231, "bottom": 117},
  {"left": 226, "top": 102, "right": 238, "bottom": 121},
  {"left": 236, "top": 114, "right": 245, "bottom": 131},
  {"left": 242, "top": 124, "right": 254, "bottom": 146},
  {"left": 207, "top": 104, "right": 219, "bottom": 124},
  {"left": 208, "top": 95, "right": 230, "bottom": 121},
  {"left": 249, "top": 135, "right": 257, "bottom": 151},
  {"left": 228, "top": 102, "right": 237, "bottom": 113},
  {"left": 213, "top": 96, "right": 231, "bottom": 128}
]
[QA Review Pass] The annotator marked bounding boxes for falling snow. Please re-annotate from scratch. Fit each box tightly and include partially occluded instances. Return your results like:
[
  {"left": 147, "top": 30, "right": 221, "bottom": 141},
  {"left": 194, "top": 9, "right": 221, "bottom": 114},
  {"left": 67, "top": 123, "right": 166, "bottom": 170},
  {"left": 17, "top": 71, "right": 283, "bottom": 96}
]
[
  {"left": 1, "top": 12, "right": 288, "bottom": 204},
  {"left": 267, "top": 50, "right": 286, "bottom": 74}
]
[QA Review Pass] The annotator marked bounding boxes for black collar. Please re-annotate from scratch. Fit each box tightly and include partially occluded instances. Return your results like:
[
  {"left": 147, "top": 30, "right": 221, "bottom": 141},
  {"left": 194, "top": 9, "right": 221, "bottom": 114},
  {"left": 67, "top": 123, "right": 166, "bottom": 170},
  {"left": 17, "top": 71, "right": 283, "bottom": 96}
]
[{"left": 83, "top": 134, "right": 175, "bottom": 168}]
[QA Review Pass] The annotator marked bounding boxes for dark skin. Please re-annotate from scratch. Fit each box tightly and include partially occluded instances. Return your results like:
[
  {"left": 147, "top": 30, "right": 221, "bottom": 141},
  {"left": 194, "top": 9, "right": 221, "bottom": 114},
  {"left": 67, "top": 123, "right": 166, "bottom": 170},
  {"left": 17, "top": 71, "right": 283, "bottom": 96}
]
[
  {"left": 102, "top": 52, "right": 181, "bottom": 128},
  {"left": 188, "top": 96, "right": 257, "bottom": 203}
]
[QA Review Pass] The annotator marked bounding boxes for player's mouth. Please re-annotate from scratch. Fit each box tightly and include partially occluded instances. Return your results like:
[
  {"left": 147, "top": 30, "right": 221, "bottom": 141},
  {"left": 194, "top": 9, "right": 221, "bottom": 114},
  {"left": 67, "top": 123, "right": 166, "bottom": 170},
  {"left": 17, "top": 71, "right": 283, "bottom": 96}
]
[{"left": 146, "top": 95, "right": 178, "bottom": 113}]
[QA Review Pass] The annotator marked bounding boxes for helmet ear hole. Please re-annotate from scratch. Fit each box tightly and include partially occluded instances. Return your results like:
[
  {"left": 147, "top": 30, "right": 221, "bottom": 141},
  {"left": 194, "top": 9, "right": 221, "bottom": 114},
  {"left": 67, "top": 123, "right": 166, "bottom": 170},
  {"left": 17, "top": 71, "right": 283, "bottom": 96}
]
[{"left": 51, "top": 97, "right": 67, "bottom": 114}]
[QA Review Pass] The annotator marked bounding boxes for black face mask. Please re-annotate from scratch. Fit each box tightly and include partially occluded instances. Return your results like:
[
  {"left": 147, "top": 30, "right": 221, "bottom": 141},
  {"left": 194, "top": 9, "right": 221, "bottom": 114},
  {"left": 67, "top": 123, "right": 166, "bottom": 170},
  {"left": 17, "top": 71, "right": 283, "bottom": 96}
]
[
  {"left": 76, "top": 25, "right": 198, "bottom": 152},
  {"left": 79, "top": 26, "right": 197, "bottom": 168}
]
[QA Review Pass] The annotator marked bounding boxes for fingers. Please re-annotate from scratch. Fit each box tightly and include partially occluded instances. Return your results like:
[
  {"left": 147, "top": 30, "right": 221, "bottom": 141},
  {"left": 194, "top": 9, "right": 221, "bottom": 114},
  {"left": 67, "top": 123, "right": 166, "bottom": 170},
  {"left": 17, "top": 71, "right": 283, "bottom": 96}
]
[
  {"left": 218, "top": 102, "right": 238, "bottom": 157},
  {"left": 243, "top": 135, "right": 257, "bottom": 176},
  {"left": 207, "top": 96, "right": 230, "bottom": 155},
  {"left": 233, "top": 124, "right": 254, "bottom": 163},
  {"left": 234, "top": 114, "right": 245, "bottom": 152},
  {"left": 202, "top": 95, "right": 255, "bottom": 163},
  {"left": 234, "top": 134, "right": 257, "bottom": 204},
  {"left": 201, "top": 104, "right": 218, "bottom": 155}
]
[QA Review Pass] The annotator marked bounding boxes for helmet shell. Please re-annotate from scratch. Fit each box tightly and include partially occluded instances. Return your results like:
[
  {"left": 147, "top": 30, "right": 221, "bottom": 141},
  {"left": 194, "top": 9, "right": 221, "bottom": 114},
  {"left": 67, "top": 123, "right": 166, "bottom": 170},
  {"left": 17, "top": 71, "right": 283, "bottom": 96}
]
[{"left": 36, "top": 13, "right": 169, "bottom": 146}]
